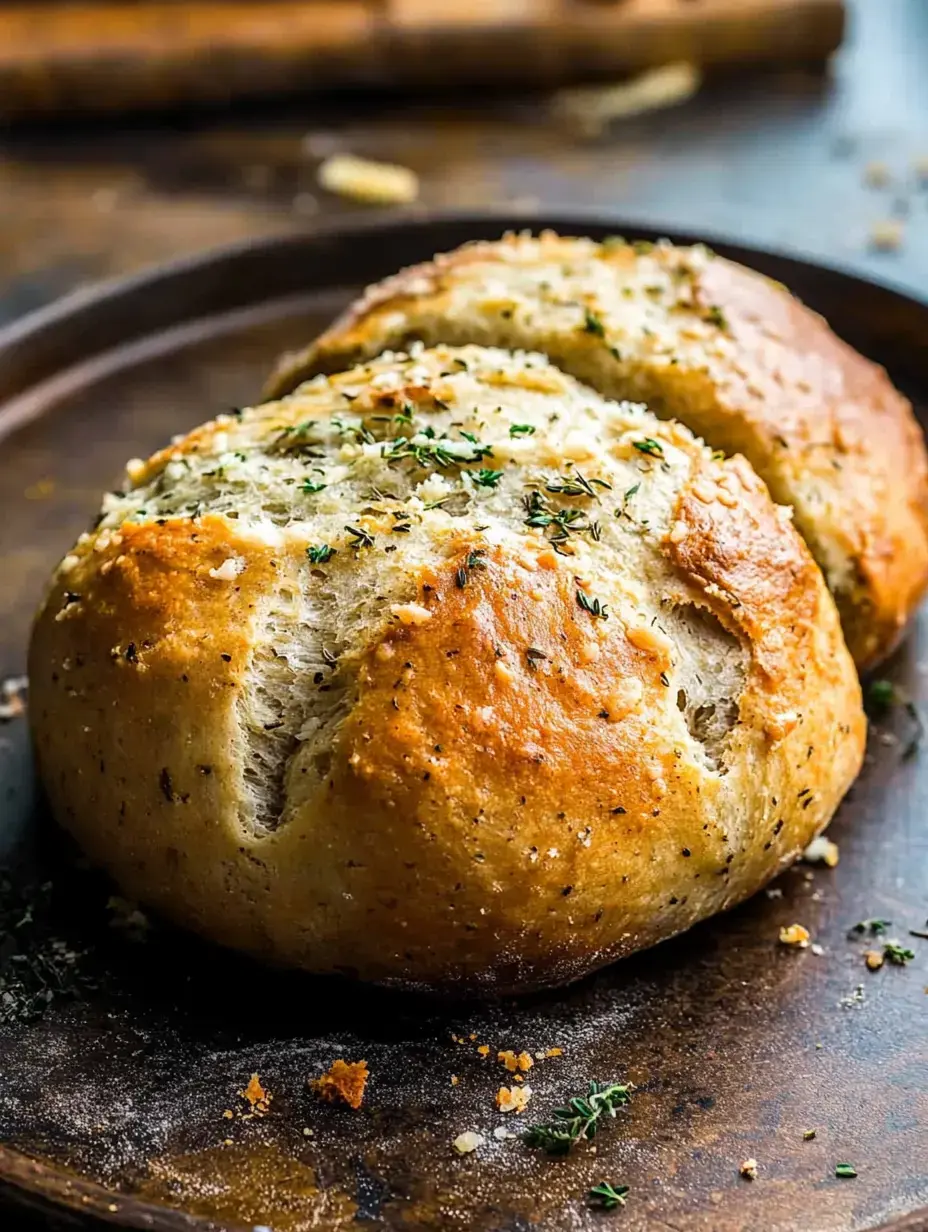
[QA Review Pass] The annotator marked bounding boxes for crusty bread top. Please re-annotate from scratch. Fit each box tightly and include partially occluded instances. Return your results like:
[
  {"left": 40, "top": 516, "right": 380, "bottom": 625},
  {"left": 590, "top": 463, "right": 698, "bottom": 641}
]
[{"left": 266, "top": 233, "right": 928, "bottom": 669}]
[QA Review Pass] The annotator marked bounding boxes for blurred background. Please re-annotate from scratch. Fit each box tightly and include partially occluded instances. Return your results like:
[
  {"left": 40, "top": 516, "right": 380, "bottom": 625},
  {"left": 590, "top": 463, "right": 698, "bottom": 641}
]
[{"left": 0, "top": 0, "right": 925, "bottom": 326}]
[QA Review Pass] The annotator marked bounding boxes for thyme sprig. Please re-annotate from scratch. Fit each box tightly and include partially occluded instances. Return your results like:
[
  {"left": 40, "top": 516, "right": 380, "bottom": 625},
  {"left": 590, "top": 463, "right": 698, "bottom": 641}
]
[
  {"left": 524, "top": 1081, "right": 632, "bottom": 1155},
  {"left": 588, "top": 1182, "right": 629, "bottom": 1211}
]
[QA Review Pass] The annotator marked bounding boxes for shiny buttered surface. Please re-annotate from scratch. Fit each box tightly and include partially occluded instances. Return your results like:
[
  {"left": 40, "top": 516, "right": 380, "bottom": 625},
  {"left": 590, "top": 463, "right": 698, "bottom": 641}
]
[
  {"left": 30, "top": 343, "right": 864, "bottom": 993},
  {"left": 268, "top": 234, "right": 928, "bottom": 670}
]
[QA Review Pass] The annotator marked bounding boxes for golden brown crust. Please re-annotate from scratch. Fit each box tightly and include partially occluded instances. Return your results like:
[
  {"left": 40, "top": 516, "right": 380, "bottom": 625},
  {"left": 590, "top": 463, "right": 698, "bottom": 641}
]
[
  {"left": 265, "top": 233, "right": 928, "bottom": 669},
  {"left": 30, "top": 346, "right": 865, "bottom": 994}
]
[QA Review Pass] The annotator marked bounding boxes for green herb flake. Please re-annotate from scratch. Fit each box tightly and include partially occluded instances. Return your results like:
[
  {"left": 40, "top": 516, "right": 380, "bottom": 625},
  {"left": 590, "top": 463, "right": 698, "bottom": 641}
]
[
  {"left": 705, "top": 305, "right": 729, "bottom": 329},
  {"left": 524, "top": 1080, "right": 632, "bottom": 1155},
  {"left": 851, "top": 918, "right": 892, "bottom": 936},
  {"left": 588, "top": 1182, "right": 629, "bottom": 1211},
  {"left": 583, "top": 309, "right": 606, "bottom": 339},
  {"left": 509, "top": 424, "right": 536, "bottom": 438},
  {"left": 633, "top": 438, "right": 664, "bottom": 459},
  {"left": 835, "top": 1164, "right": 857, "bottom": 1179},
  {"left": 546, "top": 471, "right": 611, "bottom": 499},
  {"left": 867, "top": 679, "right": 896, "bottom": 711},
  {"left": 472, "top": 468, "right": 504, "bottom": 488},
  {"left": 803, "top": 1130, "right": 817, "bottom": 1141},
  {"left": 306, "top": 545, "right": 336, "bottom": 565},
  {"left": 883, "top": 941, "right": 915, "bottom": 966},
  {"left": 344, "top": 525, "right": 374, "bottom": 549},
  {"left": 301, "top": 479, "right": 327, "bottom": 494},
  {"left": 577, "top": 590, "right": 609, "bottom": 621}
]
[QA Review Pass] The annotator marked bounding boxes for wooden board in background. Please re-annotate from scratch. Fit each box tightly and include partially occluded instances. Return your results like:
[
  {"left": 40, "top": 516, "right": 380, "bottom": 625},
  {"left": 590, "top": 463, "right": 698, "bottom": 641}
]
[{"left": 0, "top": 0, "right": 845, "bottom": 120}]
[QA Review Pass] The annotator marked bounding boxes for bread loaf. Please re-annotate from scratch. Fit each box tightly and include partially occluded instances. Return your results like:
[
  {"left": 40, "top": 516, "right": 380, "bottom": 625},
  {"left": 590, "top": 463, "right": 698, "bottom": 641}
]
[
  {"left": 267, "top": 233, "right": 928, "bottom": 669},
  {"left": 30, "top": 344, "right": 865, "bottom": 993}
]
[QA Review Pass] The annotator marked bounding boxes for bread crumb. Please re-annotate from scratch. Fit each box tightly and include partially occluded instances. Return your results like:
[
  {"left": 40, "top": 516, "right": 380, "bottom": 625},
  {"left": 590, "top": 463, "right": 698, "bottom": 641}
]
[
  {"left": 766, "top": 887, "right": 783, "bottom": 899},
  {"left": 453, "top": 1130, "right": 485, "bottom": 1154},
  {"left": 740, "top": 1158, "right": 759, "bottom": 1180},
  {"left": 779, "top": 923, "right": 811, "bottom": 948},
  {"left": 864, "top": 949, "right": 885, "bottom": 971},
  {"left": 803, "top": 836, "right": 839, "bottom": 867},
  {"left": 477, "top": 1044, "right": 490, "bottom": 1057},
  {"left": 318, "top": 154, "right": 419, "bottom": 205},
  {"left": 810, "top": 943, "right": 825, "bottom": 957},
  {"left": 391, "top": 602, "right": 433, "bottom": 625},
  {"left": 870, "top": 219, "right": 904, "bottom": 251},
  {"left": 237, "top": 1073, "right": 272, "bottom": 1117},
  {"left": 498, "top": 1050, "right": 534, "bottom": 1073},
  {"left": 311, "top": 1059, "right": 369, "bottom": 1109},
  {"left": 222, "top": 1109, "right": 233, "bottom": 1119},
  {"left": 451, "top": 1075, "right": 460, "bottom": 1086},
  {"left": 493, "top": 1125, "right": 514, "bottom": 1140},
  {"left": 496, "top": 1085, "right": 533, "bottom": 1113}
]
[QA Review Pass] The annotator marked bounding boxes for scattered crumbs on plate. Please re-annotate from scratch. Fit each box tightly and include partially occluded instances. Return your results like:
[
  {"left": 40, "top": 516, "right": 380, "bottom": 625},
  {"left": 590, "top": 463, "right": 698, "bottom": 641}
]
[
  {"left": 237, "top": 1073, "right": 272, "bottom": 1118},
  {"left": 740, "top": 1158, "right": 759, "bottom": 1180},
  {"left": 498, "top": 1050, "right": 534, "bottom": 1073},
  {"left": 496, "top": 1085, "right": 533, "bottom": 1114},
  {"left": 802, "top": 836, "right": 839, "bottom": 867},
  {"left": 779, "top": 923, "right": 811, "bottom": 948},
  {"left": 453, "top": 1130, "right": 485, "bottom": 1154}
]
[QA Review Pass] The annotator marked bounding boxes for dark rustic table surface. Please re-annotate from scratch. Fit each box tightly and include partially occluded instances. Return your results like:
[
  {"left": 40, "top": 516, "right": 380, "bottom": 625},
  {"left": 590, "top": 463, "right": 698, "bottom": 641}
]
[{"left": 0, "top": 0, "right": 926, "bottom": 332}]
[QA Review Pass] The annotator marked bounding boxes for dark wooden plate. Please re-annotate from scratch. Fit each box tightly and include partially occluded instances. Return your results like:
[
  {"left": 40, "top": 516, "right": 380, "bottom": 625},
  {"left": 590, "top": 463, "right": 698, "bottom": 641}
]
[{"left": 0, "top": 213, "right": 926, "bottom": 1232}]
